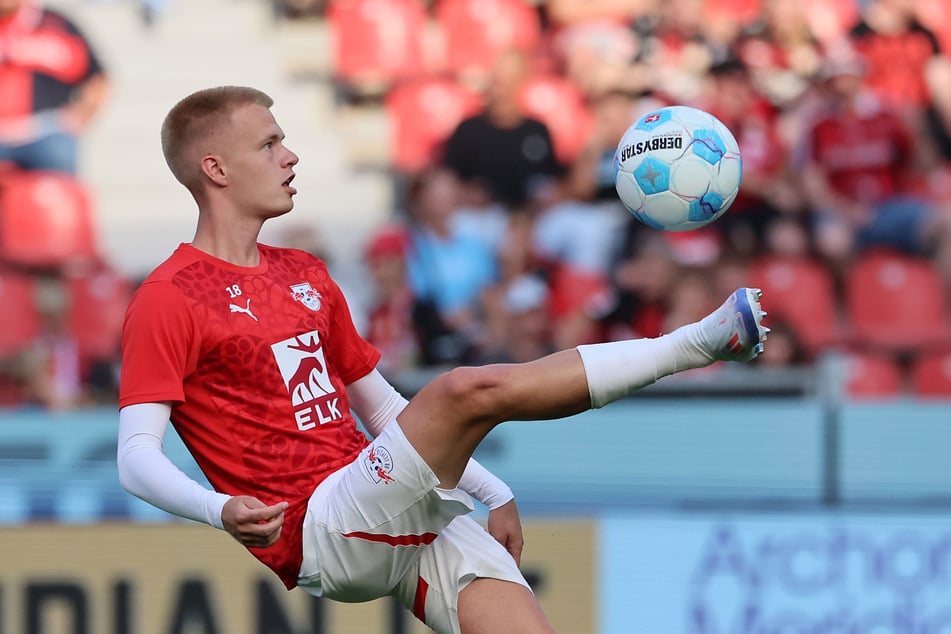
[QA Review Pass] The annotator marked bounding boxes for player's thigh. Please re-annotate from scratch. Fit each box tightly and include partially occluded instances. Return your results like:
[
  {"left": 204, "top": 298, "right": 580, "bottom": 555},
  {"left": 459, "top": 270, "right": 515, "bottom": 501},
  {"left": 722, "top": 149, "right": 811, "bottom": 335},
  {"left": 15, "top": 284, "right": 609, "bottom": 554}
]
[
  {"left": 458, "top": 578, "right": 554, "bottom": 634},
  {"left": 392, "top": 515, "right": 538, "bottom": 634},
  {"left": 299, "top": 422, "right": 472, "bottom": 601}
]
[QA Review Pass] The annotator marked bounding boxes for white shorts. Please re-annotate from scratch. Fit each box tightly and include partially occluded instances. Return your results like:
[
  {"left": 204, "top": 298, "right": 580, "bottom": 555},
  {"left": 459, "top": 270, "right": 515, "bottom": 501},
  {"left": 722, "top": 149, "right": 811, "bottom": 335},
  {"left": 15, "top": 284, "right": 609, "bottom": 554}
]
[{"left": 297, "top": 422, "right": 530, "bottom": 634}]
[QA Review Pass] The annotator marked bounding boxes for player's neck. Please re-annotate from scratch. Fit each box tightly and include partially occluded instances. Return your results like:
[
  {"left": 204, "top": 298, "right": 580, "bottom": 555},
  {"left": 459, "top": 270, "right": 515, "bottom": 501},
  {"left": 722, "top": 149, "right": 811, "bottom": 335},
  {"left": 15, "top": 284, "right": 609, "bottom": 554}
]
[{"left": 191, "top": 214, "right": 263, "bottom": 267}]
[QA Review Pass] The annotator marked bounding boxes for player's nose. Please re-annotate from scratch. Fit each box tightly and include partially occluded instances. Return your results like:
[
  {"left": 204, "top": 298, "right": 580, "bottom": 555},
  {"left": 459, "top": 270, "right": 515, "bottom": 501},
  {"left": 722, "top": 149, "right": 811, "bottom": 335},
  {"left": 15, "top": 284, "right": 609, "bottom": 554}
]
[{"left": 284, "top": 146, "right": 299, "bottom": 167}]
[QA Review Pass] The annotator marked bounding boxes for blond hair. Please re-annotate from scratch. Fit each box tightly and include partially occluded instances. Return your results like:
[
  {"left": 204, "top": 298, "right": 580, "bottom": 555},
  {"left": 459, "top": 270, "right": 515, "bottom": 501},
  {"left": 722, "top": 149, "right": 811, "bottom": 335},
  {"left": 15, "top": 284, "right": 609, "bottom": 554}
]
[{"left": 160, "top": 86, "right": 274, "bottom": 190}]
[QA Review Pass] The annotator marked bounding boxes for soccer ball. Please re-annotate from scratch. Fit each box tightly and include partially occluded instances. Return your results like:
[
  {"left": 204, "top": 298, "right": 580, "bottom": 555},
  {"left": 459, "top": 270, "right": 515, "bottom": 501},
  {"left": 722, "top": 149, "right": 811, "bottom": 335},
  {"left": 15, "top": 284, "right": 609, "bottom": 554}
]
[{"left": 614, "top": 105, "right": 742, "bottom": 232}]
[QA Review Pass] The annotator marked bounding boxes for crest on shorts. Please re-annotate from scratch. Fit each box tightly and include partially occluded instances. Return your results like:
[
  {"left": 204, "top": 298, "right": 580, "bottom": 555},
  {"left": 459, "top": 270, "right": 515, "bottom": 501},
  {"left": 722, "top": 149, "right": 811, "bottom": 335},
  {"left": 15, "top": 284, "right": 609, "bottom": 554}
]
[
  {"left": 290, "top": 282, "right": 321, "bottom": 311},
  {"left": 364, "top": 446, "right": 395, "bottom": 484}
]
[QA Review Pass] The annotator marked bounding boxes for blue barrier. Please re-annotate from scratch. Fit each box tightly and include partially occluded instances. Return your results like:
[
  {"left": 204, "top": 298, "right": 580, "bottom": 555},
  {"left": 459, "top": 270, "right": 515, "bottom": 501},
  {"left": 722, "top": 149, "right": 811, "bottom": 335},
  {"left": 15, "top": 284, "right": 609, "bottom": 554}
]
[{"left": 1, "top": 397, "right": 949, "bottom": 524}]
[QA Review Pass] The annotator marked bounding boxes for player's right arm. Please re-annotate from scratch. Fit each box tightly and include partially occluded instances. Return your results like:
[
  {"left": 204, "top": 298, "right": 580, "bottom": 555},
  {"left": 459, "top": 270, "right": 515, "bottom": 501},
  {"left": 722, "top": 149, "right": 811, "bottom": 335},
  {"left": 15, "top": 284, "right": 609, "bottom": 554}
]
[
  {"left": 119, "top": 280, "right": 285, "bottom": 547},
  {"left": 117, "top": 401, "right": 287, "bottom": 548}
]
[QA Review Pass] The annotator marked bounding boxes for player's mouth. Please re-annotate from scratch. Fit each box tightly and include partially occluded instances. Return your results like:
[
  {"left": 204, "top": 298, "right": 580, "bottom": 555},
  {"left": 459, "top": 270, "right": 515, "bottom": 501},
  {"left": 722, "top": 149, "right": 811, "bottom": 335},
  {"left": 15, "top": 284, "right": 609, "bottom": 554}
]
[{"left": 282, "top": 174, "right": 297, "bottom": 195}]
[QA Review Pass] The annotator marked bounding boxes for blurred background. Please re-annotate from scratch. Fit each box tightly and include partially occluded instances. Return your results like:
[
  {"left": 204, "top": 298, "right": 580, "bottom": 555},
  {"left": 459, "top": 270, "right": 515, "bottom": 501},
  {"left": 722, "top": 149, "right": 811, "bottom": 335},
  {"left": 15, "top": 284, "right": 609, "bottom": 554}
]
[{"left": 2, "top": 0, "right": 951, "bottom": 631}]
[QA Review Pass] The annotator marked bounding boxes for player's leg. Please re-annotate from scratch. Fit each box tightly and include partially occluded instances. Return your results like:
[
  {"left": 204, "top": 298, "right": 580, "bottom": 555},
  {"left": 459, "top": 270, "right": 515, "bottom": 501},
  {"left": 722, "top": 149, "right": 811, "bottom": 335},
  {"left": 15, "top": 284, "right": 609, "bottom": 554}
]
[
  {"left": 398, "top": 287, "right": 768, "bottom": 487},
  {"left": 456, "top": 579, "right": 554, "bottom": 634},
  {"left": 391, "top": 515, "right": 551, "bottom": 634},
  {"left": 397, "top": 348, "right": 589, "bottom": 488}
]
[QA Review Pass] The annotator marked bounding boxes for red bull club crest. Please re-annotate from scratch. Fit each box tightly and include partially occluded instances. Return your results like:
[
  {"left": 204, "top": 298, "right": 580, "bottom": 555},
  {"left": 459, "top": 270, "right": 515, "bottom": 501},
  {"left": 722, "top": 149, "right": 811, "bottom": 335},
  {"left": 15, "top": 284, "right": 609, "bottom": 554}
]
[
  {"left": 290, "top": 282, "right": 321, "bottom": 311},
  {"left": 364, "top": 446, "right": 395, "bottom": 484}
]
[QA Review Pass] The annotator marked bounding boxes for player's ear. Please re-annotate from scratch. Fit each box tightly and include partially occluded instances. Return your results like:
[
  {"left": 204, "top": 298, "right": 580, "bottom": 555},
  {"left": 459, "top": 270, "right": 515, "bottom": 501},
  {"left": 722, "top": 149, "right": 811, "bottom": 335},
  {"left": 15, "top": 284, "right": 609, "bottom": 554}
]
[{"left": 200, "top": 154, "right": 228, "bottom": 186}]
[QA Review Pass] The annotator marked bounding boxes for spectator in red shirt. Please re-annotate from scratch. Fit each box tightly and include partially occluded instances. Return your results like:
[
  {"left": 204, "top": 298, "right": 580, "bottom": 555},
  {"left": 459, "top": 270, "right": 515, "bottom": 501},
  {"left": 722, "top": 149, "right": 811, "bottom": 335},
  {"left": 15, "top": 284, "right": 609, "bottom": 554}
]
[
  {"left": 848, "top": 0, "right": 951, "bottom": 164},
  {"left": 629, "top": 0, "right": 738, "bottom": 103},
  {"left": 734, "top": 0, "right": 824, "bottom": 108},
  {"left": 801, "top": 49, "right": 951, "bottom": 276},
  {"left": 701, "top": 57, "right": 806, "bottom": 258},
  {"left": 0, "top": 0, "right": 109, "bottom": 174},
  {"left": 362, "top": 226, "right": 420, "bottom": 377}
]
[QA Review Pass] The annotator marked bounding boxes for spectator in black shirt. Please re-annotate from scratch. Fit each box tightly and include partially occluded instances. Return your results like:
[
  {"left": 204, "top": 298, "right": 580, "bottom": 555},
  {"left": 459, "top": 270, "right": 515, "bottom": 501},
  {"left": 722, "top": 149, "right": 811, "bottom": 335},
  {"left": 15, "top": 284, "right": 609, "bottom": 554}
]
[{"left": 443, "top": 48, "right": 563, "bottom": 210}]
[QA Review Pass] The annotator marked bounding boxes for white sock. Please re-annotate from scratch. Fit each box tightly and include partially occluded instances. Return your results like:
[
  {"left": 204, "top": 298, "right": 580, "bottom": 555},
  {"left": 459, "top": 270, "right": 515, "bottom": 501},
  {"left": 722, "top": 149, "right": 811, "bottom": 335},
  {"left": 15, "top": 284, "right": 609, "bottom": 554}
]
[{"left": 577, "top": 323, "right": 715, "bottom": 409}]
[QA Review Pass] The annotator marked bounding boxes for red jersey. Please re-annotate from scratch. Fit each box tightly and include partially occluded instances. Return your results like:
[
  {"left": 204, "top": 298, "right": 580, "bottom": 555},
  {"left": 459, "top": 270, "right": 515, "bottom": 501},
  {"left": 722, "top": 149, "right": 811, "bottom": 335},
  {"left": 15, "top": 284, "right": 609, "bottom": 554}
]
[
  {"left": 119, "top": 244, "right": 381, "bottom": 589},
  {"left": 849, "top": 20, "right": 941, "bottom": 110},
  {"left": 705, "top": 97, "right": 786, "bottom": 214},
  {"left": 808, "top": 99, "right": 914, "bottom": 205},
  {"left": 0, "top": 2, "right": 105, "bottom": 119}
]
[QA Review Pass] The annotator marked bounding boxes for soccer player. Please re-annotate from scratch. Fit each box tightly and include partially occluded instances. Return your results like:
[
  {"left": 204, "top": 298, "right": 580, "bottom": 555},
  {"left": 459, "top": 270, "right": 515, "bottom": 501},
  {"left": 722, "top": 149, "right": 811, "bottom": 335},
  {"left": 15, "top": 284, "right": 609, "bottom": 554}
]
[{"left": 117, "top": 86, "right": 769, "bottom": 634}]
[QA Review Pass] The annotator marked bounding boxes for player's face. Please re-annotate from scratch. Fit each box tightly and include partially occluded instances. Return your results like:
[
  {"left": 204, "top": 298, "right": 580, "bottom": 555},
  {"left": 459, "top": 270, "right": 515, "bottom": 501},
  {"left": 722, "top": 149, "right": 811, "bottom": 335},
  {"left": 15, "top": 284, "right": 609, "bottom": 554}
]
[{"left": 221, "top": 103, "right": 299, "bottom": 220}]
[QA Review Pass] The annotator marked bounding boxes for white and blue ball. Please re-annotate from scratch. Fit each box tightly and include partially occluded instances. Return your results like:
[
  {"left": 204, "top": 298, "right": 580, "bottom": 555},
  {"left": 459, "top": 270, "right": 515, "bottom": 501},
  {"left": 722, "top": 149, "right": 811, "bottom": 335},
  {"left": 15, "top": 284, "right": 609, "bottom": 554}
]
[{"left": 614, "top": 105, "right": 742, "bottom": 232}]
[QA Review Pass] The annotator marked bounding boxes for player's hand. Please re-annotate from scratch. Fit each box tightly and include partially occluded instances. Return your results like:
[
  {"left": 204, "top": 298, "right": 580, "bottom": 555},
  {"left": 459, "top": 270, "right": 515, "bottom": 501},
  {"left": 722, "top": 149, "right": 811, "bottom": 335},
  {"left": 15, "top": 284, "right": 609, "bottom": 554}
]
[
  {"left": 487, "top": 499, "right": 525, "bottom": 566},
  {"left": 221, "top": 496, "right": 288, "bottom": 549}
]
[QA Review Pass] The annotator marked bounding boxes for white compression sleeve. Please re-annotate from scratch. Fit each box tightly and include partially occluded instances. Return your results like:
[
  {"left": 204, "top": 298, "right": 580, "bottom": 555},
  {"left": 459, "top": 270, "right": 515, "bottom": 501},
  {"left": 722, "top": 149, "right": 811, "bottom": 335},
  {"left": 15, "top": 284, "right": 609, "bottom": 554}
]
[
  {"left": 457, "top": 458, "right": 514, "bottom": 510},
  {"left": 117, "top": 403, "right": 231, "bottom": 529},
  {"left": 347, "top": 369, "right": 513, "bottom": 508},
  {"left": 347, "top": 369, "right": 408, "bottom": 438}
]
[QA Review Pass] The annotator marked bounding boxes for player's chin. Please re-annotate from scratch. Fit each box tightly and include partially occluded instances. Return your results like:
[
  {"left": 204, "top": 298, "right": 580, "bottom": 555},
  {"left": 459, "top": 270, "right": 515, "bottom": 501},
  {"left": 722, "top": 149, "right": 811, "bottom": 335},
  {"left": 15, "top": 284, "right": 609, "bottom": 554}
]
[{"left": 266, "top": 201, "right": 295, "bottom": 219}]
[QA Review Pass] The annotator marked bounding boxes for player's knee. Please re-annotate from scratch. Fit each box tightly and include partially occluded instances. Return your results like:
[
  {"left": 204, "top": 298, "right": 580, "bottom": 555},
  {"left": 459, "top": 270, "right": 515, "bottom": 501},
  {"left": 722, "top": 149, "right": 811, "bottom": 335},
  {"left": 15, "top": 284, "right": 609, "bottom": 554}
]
[{"left": 439, "top": 365, "right": 513, "bottom": 421}]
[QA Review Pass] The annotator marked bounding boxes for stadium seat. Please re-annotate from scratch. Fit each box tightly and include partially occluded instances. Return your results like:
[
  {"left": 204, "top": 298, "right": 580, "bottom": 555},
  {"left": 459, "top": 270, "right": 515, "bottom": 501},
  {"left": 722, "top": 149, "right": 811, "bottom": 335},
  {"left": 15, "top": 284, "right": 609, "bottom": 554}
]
[
  {"left": 326, "top": 0, "right": 429, "bottom": 94},
  {"left": 845, "top": 249, "right": 950, "bottom": 353},
  {"left": 0, "top": 171, "right": 98, "bottom": 269},
  {"left": 434, "top": 0, "right": 542, "bottom": 83},
  {"left": 65, "top": 265, "right": 133, "bottom": 362},
  {"left": 0, "top": 268, "right": 40, "bottom": 357},
  {"left": 747, "top": 255, "right": 839, "bottom": 356},
  {"left": 843, "top": 352, "right": 904, "bottom": 399},
  {"left": 546, "top": 262, "right": 608, "bottom": 321},
  {"left": 385, "top": 76, "right": 482, "bottom": 174},
  {"left": 518, "top": 74, "right": 594, "bottom": 165},
  {"left": 911, "top": 349, "right": 951, "bottom": 398}
]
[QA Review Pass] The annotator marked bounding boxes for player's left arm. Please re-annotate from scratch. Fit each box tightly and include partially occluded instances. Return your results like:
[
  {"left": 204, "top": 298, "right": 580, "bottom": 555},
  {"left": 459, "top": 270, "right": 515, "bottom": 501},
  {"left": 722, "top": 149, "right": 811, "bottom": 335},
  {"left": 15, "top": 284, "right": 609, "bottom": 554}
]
[{"left": 486, "top": 499, "right": 524, "bottom": 565}]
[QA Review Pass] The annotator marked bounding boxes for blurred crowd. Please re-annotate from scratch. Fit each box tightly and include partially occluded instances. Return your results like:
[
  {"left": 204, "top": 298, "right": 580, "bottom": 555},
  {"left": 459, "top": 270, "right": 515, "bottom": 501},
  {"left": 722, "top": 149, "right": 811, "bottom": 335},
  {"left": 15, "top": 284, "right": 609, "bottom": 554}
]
[
  {"left": 4, "top": 0, "right": 951, "bottom": 409},
  {"left": 326, "top": 0, "right": 951, "bottom": 395},
  {"left": 0, "top": 0, "right": 121, "bottom": 409}
]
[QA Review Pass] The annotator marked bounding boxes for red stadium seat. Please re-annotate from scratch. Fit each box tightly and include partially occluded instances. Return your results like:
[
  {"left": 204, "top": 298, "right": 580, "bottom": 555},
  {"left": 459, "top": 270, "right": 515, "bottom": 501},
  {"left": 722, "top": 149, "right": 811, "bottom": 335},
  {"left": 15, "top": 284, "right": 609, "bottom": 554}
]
[
  {"left": 0, "top": 171, "right": 98, "bottom": 269},
  {"left": 434, "top": 0, "right": 542, "bottom": 81},
  {"left": 747, "top": 255, "right": 839, "bottom": 356},
  {"left": 547, "top": 263, "right": 608, "bottom": 321},
  {"left": 845, "top": 249, "right": 950, "bottom": 352},
  {"left": 385, "top": 76, "right": 482, "bottom": 174},
  {"left": 65, "top": 265, "right": 133, "bottom": 362},
  {"left": 518, "top": 74, "right": 594, "bottom": 165},
  {"left": 0, "top": 268, "right": 40, "bottom": 356},
  {"left": 844, "top": 352, "right": 904, "bottom": 399},
  {"left": 911, "top": 349, "right": 951, "bottom": 398},
  {"left": 326, "top": 0, "right": 429, "bottom": 93}
]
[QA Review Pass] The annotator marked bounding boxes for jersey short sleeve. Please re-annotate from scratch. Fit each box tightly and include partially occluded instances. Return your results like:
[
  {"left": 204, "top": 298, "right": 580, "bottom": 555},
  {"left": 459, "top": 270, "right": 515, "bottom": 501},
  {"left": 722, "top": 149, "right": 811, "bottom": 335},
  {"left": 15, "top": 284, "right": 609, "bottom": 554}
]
[
  {"left": 324, "top": 278, "right": 381, "bottom": 386},
  {"left": 119, "top": 281, "right": 200, "bottom": 408}
]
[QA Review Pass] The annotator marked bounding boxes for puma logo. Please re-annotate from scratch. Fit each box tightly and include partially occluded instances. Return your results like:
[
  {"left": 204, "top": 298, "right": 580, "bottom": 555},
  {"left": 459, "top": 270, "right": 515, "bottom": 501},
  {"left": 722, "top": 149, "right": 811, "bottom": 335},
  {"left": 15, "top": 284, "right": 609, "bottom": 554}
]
[{"left": 229, "top": 298, "right": 258, "bottom": 322}]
